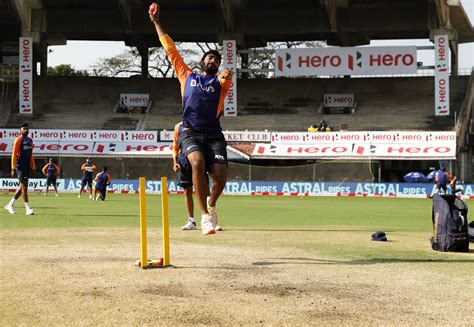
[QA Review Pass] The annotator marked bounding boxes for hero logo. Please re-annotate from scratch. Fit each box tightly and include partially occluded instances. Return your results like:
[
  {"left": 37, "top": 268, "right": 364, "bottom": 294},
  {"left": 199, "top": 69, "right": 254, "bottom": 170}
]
[
  {"left": 436, "top": 37, "right": 448, "bottom": 73},
  {"left": 368, "top": 53, "right": 414, "bottom": 67},
  {"left": 277, "top": 53, "right": 291, "bottom": 71},
  {"left": 297, "top": 54, "right": 341, "bottom": 68},
  {"left": 347, "top": 51, "right": 363, "bottom": 70}
]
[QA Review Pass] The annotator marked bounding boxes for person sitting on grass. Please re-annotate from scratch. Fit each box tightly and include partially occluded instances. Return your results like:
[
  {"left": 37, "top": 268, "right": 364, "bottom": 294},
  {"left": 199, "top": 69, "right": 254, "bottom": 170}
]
[{"left": 94, "top": 166, "right": 111, "bottom": 201}]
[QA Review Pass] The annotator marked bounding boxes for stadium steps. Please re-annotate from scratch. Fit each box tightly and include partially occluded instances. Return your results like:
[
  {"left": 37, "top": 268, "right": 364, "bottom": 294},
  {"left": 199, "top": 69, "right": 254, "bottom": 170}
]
[{"left": 5, "top": 75, "right": 468, "bottom": 132}]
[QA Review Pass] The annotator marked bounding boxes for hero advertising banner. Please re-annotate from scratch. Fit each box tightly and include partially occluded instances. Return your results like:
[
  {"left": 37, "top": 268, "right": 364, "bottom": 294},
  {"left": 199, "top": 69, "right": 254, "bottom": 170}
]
[
  {"left": 223, "top": 40, "right": 237, "bottom": 116},
  {"left": 434, "top": 34, "right": 450, "bottom": 116},
  {"left": 275, "top": 46, "right": 417, "bottom": 77},
  {"left": 19, "top": 37, "right": 33, "bottom": 114}
]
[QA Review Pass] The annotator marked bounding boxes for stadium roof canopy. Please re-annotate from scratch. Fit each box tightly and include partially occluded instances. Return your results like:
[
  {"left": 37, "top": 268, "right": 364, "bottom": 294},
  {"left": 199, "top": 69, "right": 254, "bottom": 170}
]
[{"left": 0, "top": 0, "right": 472, "bottom": 68}]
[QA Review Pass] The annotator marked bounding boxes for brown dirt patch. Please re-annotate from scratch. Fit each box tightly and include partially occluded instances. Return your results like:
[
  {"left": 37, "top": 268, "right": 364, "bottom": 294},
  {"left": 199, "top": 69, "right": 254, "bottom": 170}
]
[{"left": 1, "top": 227, "right": 473, "bottom": 326}]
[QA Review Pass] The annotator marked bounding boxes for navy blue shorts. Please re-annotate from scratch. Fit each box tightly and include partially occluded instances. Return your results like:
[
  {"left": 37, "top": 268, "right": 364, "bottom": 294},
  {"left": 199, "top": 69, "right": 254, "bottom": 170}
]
[
  {"left": 178, "top": 131, "right": 227, "bottom": 166},
  {"left": 17, "top": 168, "right": 29, "bottom": 183},
  {"left": 436, "top": 184, "right": 447, "bottom": 193},
  {"left": 81, "top": 176, "right": 93, "bottom": 187},
  {"left": 177, "top": 158, "right": 210, "bottom": 189},
  {"left": 46, "top": 176, "right": 57, "bottom": 186},
  {"left": 177, "top": 162, "right": 193, "bottom": 189}
]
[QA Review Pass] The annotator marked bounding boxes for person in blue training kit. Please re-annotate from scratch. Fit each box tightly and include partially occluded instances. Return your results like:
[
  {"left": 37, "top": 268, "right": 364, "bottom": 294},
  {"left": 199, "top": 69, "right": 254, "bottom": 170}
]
[
  {"left": 94, "top": 166, "right": 111, "bottom": 201},
  {"left": 435, "top": 167, "right": 449, "bottom": 194},
  {"left": 42, "top": 158, "right": 60, "bottom": 197},
  {"left": 150, "top": 3, "right": 233, "bottom": 235},
  {"left": 78, "top": 158, "right": 96, "bottom": 199},
  {"left": 4, "top": 122, "right": 36, "bottom": 215}
]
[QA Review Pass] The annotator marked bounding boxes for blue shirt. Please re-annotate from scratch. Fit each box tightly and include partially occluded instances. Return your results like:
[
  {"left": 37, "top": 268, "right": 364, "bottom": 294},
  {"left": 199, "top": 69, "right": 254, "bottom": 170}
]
[
  {"left": 436, "top": 171, "right": 447, "bottom": 185},
  {"left": 95, "top": 172, "right": 110, "bottom": 190},
  {"left": 47, "top": 164, "right": 56, "bottom": 177},
  {"left": 182, "top": 74, "right": 224, "bottom": 134}
]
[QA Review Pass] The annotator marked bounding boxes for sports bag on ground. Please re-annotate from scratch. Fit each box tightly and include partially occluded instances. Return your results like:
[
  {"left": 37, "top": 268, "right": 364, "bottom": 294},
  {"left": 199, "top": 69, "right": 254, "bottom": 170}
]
[
  {"left": 430, "top": 194, "right": 469, "bottom": 252},
  {"left": 469, "top": 221, "right": 474, "bottom": 243}
]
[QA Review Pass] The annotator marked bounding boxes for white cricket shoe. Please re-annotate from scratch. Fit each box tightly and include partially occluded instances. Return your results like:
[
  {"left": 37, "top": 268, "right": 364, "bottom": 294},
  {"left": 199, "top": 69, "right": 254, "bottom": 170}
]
[
  {"left": 201, "top": 213, "right": 216, "bottom": 235},
  {"left": 215, "top": 225, "right": 223, "bottom": 231},
  {"left": 89, "top": 195, "right": 93, "bottom": 199},
  {"left": 44, "top": 193, "right": 47, "bottom": 196},
  {"left": 181, "top": 219, "right": 197, "bottom": 230},
  {"left": 207, "top": 196, "right": 218, "bottom": 230},
  {"left": 55, "top": 193, "right": 59, "bottom": 197},
  {"left": 77, "top": 194, "right": 81, "bottom": 199},
  {"left": 4, "top": 204, "right": 15, "bottom": 215},
  {"left": 26, "top": 207, "right": 34, "bottom": 216}
]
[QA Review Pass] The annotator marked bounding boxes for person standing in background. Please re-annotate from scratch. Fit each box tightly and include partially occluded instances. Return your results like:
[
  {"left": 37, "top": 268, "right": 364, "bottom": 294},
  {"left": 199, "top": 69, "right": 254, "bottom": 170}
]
[
  {"left": 42, "top": 158, "right": 60, "bottom": 197},
  {"left": 4, "top": 122, "right": 35, "bottom": 215},
  {"left": 78, "top": 158, "right": 96, "bottom": 199}
]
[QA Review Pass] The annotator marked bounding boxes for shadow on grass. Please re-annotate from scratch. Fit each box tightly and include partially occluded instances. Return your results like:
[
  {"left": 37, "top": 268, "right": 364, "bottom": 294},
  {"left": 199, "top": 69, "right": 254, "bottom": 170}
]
[
  {"left": 48, "top": 214, "right": 136, "bottom": 218},
  {"left": 229, "top": 228, "right": 397, "bottom": 233},
  {"left": 252, "top": 256, "right": 474, "bottom": 266}
]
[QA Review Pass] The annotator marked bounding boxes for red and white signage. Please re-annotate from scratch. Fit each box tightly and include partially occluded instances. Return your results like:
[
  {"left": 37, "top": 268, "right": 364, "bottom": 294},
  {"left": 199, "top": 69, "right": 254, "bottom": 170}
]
[
  {"left": 222, "top": 40, "right": 237, "bottom": 117},
  {"left": 323, "top": 94, "right": 354, "bottom": 108},
  {"left": 120, "top": 93, "right": 149, "bottom": 107},
  {"left": 19, "top": 37, "right": 33, "bottom": 114},
  {"left": 434, "top": 35, "right": 449, "bottom": 116},
  {"left": 0, "top": 140, "right": 173, "bottom": 157},
  {"left": 0, "top": 129, "right": 158, "bottom": 142},
  {"left": 259, "top": 131, "right": 456, "bottom": 159},
  {"left": 253, "top": 143, "right": 455, "bottom": 160},
  {"left": 0, "top": 129, "right": 162, "bottom": 157},
  {"left": 275, "top": 46, "right": 417, "bottom": 77},
  {"left": 271, "top": 131, "right": 456, "bottom": 145}
]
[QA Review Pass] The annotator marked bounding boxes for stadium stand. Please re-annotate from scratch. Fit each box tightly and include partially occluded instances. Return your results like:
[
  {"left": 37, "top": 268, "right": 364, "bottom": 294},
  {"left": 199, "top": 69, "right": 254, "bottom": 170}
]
[{"left": 4, "top": 75, "right": 469, "bottom": 132}]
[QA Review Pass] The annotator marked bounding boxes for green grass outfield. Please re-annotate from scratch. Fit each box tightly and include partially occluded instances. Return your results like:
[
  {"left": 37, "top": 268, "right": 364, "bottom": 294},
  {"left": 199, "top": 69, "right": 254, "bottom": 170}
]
[
  {"left": 1, "top": 192, "right": 433, "bottom": 232},
  {"left": 1, "top": 193, "right": 448, "bottom": 261},
  {"left": 2, "top": 192, "right": 474, "bottom": 326}
]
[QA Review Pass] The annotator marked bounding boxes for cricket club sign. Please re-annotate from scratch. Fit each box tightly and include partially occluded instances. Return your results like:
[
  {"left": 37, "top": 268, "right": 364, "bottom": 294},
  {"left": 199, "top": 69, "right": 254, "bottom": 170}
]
[
  {"left": 19, "top": 37, "right": 33, "bottom": 114},
  {"left": 275, "top": 46, "right": 417, "bottom": 77}
]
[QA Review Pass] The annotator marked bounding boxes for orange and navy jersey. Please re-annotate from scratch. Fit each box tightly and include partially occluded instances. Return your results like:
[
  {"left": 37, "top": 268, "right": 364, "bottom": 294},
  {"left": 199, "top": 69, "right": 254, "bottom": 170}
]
[
  {"left": 42, "top": 163, "right": 60, "bottom": 177},
  {"left": 81, "top": 162, "right": 97, "bottom": 178},
  {"left": 11, "top": 135, "right": 35, "bottom": 170},
  {"left": 160, "top": 34, "right": 232, "bottom": 134},
  {"left": 94, "top": 172, "right": 111, "bottom": 190},
  {"left": 449, "top": 179, "right": 456, "bottom": 188}
]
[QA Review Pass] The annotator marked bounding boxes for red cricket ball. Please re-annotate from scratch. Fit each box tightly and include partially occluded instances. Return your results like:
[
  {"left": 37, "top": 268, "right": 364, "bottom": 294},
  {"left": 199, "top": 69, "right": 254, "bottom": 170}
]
[{"left": 149, "top": 3, "right": 158, "bottom": 15}]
